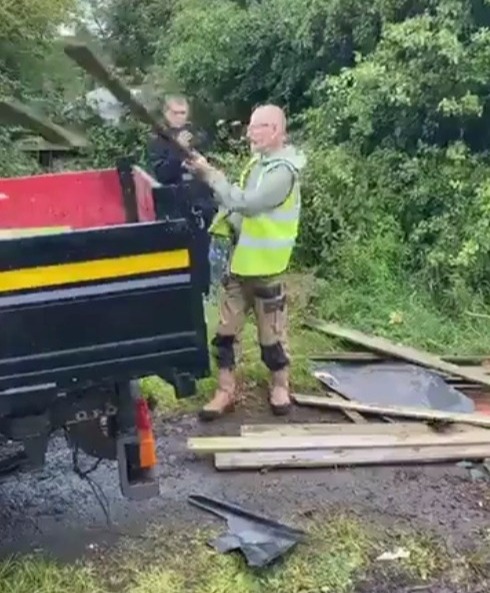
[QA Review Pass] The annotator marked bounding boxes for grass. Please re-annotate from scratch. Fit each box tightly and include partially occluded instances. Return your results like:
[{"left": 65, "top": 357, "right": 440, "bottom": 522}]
[
  {"left": 140, "top": 270, "right": 490, "bottom": 415},
  {"left": 311, "top": 275, "right": 490, "bottom": 355},
  {"left": 1, "top": 513, "right": 471, "bottom": 593},
  {"left": 0, "top": 556, "right": 101, "bottom": 593}
]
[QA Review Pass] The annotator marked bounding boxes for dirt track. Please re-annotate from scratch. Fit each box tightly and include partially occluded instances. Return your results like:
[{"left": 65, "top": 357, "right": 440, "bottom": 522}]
[{"left": 1, "top": 405, "right": 489, "bottom": 578}]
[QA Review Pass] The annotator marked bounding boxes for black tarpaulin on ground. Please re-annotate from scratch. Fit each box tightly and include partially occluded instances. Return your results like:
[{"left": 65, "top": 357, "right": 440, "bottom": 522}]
[
  {"left": 312, "top": 361, "right": 475, "bottom": 413},
  {"left": 188, "top": 494, "right": 306, "bottom": 567}
]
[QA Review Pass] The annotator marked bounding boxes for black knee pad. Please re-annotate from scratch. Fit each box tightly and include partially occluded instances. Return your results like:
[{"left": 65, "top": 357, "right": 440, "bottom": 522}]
[
  {"left": 260, "top": 342, "right": 289, "bottom": 371},
  {"left": 211, "top": 333, "right": 236, "bottom": 369}
]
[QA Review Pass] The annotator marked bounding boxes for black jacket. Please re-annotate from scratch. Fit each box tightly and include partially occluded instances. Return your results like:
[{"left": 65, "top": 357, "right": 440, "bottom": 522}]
[{"left": 147, "top": 125, "right": 215, "bottom": 217}]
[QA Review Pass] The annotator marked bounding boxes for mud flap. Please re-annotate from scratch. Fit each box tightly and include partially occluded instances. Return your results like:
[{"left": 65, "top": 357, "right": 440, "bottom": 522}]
[{"left": 116, "top": 434, "right": 160, "bottom": 500}]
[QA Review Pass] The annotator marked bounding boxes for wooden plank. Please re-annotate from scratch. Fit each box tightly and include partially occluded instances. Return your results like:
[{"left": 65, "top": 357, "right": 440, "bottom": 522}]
[
  {"left": 188, "top": 430, "right": 490, "bottom": 454},
  {"left": 459, "top": 366, "right": 490, "bottom": 375},
  {"left": 450, "top": 383, "right": 486, "bottom": 391},
  {"left": 0, "top": 100, "right": 88, "bottom": 147},
  {"left": 323, "top": 389, "right": 367, "bottom": 424},
  {"left": 215, "top": 444, "right": 490, "bottom": 470},
  {"left": 16, "top": 138, "right": 77, "bottom": 152},
  {"left": 240, "top": 422, "right": 477, "bottom": 437},
  {"left": 65, "top": 42, "right": 157, "bottom": 128},
  {"left": 310, "top": 351, "right": 490, "bottom": 366},
  {"left": 63, "top": 41, "right": 193, "bottom": 163},
  {"left": 304, "top": 319, "right": 490, "bottom": 387},
  {"left": 292, "top": 393, "right": 490, "bottom": 427}
]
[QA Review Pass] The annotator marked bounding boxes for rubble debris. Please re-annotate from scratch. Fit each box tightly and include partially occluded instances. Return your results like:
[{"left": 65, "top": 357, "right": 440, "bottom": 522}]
[
  {"left": 310, "top": 351, "right": 490, "bottom": 366},
  {"left": 457, "top": 458, "right": 490, "bottom": 481},
  {"left": 376, "top": 547, "right": 410, "bottom": 561}
]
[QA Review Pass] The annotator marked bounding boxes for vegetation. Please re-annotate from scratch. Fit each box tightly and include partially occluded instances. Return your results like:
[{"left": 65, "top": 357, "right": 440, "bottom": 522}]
[
  {"left": 4, "top": 3, "right": 490, "bottom": 591},
  {"left": 3, "top": 0, "right": 490, "bottom": 355},
  {"left": 0, "top": 512, "right": 478, "bottom": 593}
]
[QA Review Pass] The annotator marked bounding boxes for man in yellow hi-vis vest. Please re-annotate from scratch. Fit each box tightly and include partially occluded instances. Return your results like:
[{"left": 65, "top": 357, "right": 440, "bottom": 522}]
[{"left": 185, "top": 105, "right": 306, "bottom": 420}]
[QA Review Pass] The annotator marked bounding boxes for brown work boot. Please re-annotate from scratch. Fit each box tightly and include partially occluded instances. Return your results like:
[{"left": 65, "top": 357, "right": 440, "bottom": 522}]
[
  {"left": 269, "top": 368, "right": 292, "bottom": 416},
  {"left": 199, "top": 369, "right": 236, "bottom": 421}
]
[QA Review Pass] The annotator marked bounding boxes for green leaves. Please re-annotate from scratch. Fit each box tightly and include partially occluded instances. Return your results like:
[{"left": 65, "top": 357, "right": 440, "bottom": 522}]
[
  {"left": 101, "top": 0, "right": 179, "bottom": 74},
  {"left": 308, "top": 3, "right": 490, "bottom": 153},
  {"left": 4, "top": 0, "right": 490, "bottom": 308},
  {"left": 151, "top": 0, "right": 403, "bottom": 119}
]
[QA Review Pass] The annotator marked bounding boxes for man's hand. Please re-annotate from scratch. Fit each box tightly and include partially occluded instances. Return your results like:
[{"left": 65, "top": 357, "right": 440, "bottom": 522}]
[
  {"left": 176, "top": 129, "right": 193, "bottom": 148},
  {"left": 185, "top": 151, "right": 217, "bottom": 176}
]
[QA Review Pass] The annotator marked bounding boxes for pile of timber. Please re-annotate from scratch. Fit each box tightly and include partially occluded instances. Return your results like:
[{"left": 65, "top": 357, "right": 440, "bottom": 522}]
[
  {"left": 306, "top": 319, "right": 490, "bottom": 421},
  {"left": 188, "top": 320, "right": 490, "bottom": 471},
  {"left": 188, "top": 419, "right": 490, "bottom": 471},
  {"left": 305, "top": 319, "right": 490, "bottom": 391}
]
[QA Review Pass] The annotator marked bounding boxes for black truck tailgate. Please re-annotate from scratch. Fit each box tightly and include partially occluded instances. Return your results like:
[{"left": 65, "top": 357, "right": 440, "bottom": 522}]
[{"left": 0, "top": 219, "right": 210, "bottom": 391}]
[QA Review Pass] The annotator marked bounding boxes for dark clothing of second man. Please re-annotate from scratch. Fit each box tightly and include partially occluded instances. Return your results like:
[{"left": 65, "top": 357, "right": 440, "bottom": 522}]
[
  {"left": 147, "top": 125, "right": 215, "bottom": 223},
  {"left": 147, "top": 125, "right": 216, "bottom": 294}
]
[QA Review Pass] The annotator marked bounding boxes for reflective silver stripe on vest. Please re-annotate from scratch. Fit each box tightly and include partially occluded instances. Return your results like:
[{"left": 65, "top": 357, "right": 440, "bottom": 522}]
[
  {"left": 267, "top": 205, "right": 300, "bottom": 221},
  {"left": 238, "top": 236, "right": 296, "bottom": 248}
]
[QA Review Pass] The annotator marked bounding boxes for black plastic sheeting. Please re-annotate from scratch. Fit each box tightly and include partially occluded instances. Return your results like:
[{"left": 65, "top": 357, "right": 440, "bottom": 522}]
[
  {"left": 188, "top": 494, "right": 306, "bottom": 567},
  {"left": 312, "top": 361, "right": 475, "bottom": 413}
]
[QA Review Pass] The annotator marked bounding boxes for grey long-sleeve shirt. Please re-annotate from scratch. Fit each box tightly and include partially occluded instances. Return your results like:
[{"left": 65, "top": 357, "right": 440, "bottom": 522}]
[{"left": 203, "top": 144, "right": 307, "bottom": 234}]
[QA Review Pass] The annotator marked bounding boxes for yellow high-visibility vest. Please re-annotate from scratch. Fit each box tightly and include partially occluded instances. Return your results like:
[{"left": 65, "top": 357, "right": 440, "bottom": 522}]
[{"left": 209, "top": 156, "right": 301, "bottom": 276}]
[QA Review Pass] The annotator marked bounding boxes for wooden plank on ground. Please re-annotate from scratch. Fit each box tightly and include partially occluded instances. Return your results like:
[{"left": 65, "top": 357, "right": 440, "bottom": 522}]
[
  {"left": 305, "top": 319, "right": 490, "bottom": 387},
  {"left": 188, "top": 430, "right": 490, "bottom": 454},
  {"left": 310, "top": 351, "right": 490, "bottom": 366},
  {"left": 240, "top": 422, "right": 477, "bottom": 437},
  {"left": 292, "top": 393, "right": 490, "bottom": 427},
  {"left": 323, "top": 389, "right": 367, "bottom": 423},
  {"left": 215, "top": 444, "right": 490, "bottom": 470}
]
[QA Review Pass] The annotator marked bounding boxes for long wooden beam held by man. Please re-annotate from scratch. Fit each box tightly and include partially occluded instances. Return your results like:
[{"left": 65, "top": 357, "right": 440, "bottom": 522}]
[{"left": 63, "top": 40, "right": 192, "bottom": 161}]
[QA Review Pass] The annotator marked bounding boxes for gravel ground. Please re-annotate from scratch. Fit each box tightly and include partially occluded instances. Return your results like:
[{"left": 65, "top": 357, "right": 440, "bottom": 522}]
[{"left": 0, "top": 406, "right": 489, "bottom": 591}]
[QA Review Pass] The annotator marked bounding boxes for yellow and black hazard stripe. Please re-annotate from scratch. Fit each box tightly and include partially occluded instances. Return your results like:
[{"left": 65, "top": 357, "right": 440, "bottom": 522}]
[{"left": 0, "top": 248, "right": 190, "bottom": 294}]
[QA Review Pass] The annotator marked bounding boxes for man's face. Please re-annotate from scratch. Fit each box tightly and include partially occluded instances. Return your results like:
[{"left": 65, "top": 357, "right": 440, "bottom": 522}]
[
  {"left": 246, "top": 109, "right": 276, "bottom": 153},
  {"left": 164, "top": 101, "right": 189, "bottom": 128}
]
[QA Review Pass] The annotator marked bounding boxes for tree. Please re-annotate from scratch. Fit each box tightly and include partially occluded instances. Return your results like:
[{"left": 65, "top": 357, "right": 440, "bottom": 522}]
[
  {"left": 152, "top": 0, "right": 441, "bottom": 120},
  {"left": 100, "top": 0, "right": 178, "bottom": 76},
  {"left": 0, "top": 0, "right": 76, "bottom": 95},
  {"left": 301, "top": 0, "right": 490, "bottom": 295}
]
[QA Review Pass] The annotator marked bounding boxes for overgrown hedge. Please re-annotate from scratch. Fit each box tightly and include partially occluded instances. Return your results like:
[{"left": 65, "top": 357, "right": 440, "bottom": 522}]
[{"left": 4, "top": 0, "right": 490, "bottom": 310}]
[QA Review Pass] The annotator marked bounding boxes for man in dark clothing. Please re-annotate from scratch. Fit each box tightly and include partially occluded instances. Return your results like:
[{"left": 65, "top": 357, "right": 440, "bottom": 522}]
[{"left": 147, "top": 95, "right": 216, "bottom": 295}]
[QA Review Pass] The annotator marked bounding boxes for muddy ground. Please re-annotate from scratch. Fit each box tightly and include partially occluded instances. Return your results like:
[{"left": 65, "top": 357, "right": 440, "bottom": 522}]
[{"left": 1, "top": 402, "right": 490, "bottom": 592}]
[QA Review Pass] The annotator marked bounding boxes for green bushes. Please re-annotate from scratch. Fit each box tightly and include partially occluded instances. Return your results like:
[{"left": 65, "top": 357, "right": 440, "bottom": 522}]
[
  {"left": 5, "top": 0, "right": 490, "bottom": 314},
  {"left": 296, "top": 141, "right": 490, "bottom": 303},
  {"left": 296, "top": 0, "right": 490, "bottom": 306}
]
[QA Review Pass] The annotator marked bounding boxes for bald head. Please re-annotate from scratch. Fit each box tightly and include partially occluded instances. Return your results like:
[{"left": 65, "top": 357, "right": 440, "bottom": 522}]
[{"left": 246, "top": 104, "right": 287, "bottom": 154}]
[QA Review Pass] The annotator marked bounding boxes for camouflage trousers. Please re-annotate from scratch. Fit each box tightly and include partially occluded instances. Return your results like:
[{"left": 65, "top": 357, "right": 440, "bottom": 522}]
[{"left": 211, "top": 273, "right": 290, "bottom": 372}]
